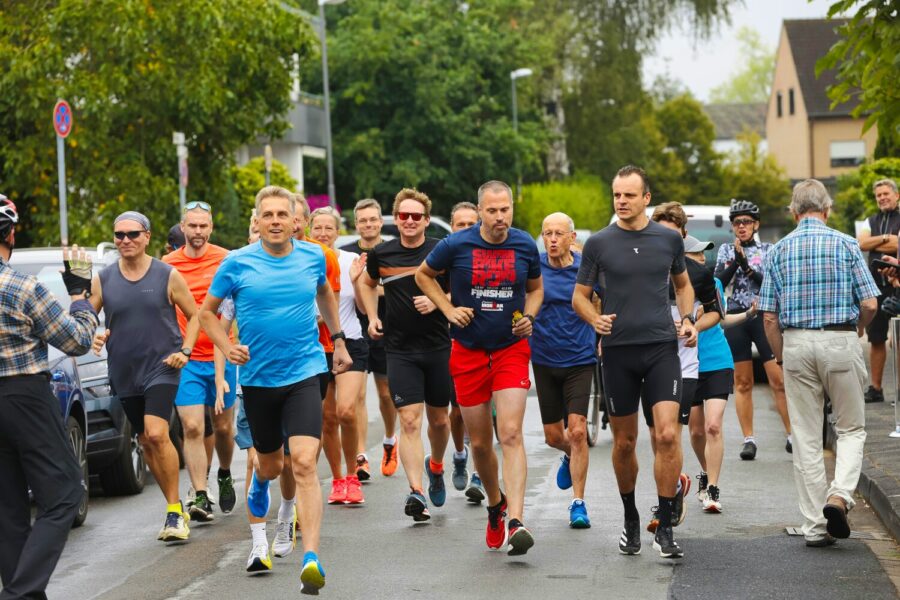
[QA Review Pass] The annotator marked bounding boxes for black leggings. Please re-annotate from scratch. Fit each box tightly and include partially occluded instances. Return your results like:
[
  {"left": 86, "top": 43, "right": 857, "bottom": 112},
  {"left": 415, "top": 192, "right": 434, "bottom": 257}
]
[{"left": 242, "top": 376, "right": 323, "bottom": 453}]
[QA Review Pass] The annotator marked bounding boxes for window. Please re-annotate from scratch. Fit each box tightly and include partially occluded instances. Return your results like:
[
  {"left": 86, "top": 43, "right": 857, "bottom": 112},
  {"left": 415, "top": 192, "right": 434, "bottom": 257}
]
[
  {"left": 789, "top": 88, "right": 795, "bottom": 115},
  {"left": 830, "top": 141, "right": 866, "bottom": 168},
  {"left": 776, "top": 92, "right": 783, "bottom": 117}
]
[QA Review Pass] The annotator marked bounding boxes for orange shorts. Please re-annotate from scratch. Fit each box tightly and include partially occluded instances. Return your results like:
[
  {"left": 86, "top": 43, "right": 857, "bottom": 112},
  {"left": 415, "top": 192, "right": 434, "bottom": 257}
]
[{"left": 449, "top": 338, "right": 531, "bottom": 407}]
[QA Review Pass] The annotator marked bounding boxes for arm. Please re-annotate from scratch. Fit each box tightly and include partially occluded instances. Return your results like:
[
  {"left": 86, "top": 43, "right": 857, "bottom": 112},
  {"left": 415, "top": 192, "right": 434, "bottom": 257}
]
[
  {"left": 199, "top": 293, "right": 249, "bottom": 365},
  {"left": 28, "top": 282, "right": 99, "bottom": 356},
  {"left": 694, "top": 310, "right": 720, "bottom": 333},
  {"left": 316, "top": 281, "right": 351, "bottom": 374},
  {"left": 858, "top": 231, "right": 898, "bottom": 253},
  {"left": 415, "top": 262, "right": 474, "bottom": 327},
  {"left": 572, "top": 283, "right": 615, "bottom": 335},
  {"left": 714, "top": 246, "right": 739, "bottom": 287},
  {"left": 762, "top": 311, "right": 783, "bottom": 363},
  {"left": 358, "top": 270, "right": 383, "bottom": 338},
  {"left": 672, "top": 270, "right": 697, "bottom": 346},
  {"left": 721, "top": 302, "right": 758, "bottom": 329},
  {"left": 858, "top": 297, "right": 878, "bottom": 335},
  {"left": 511, "top": 276, "right": 543, "bottom": 337},
  {"left": 166, "top": 270, "right": 200, "bottom": 368}
]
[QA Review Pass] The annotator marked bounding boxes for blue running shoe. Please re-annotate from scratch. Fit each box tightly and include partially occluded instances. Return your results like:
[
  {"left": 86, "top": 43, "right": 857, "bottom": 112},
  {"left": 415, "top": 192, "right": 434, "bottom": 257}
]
[
  {"left": 424, "top": 454, "right": 447, "bottom": 507},
  {"left": 300, "top": 551, "right": 325, "bottom": 595},
  {"left": 465, "top": 472, "right": 486, "bottom": 504},
  {"left": 556, "top": 454, "right": 572, "bottom": 490},
  {"left": 451, "top": 448, "right": 469, "bottom": 491},
  {"left": 247, "top": 471, "right": 271, "bottom": 519},
  {"left": 404, "top": 490, "right": 431, "bottom": 522},
  {"left": 569, "top": 499, "right": 591, "bottom": 529}
]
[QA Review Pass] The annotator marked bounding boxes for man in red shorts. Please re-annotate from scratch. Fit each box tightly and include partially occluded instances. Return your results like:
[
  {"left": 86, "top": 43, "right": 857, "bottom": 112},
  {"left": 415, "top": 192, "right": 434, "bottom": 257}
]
[{"left": 416, "top": 180, "right": 543, "bottom": 556}]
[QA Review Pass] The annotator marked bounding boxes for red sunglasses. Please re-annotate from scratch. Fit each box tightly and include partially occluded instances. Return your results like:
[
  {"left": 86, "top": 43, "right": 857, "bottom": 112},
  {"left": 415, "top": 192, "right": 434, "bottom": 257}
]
[{"left": 397, "top": 212, "right": 425, "bottom": 222}]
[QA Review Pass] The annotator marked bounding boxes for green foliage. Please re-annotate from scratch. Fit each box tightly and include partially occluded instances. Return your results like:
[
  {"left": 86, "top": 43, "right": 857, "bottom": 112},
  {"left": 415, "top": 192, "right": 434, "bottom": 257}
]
[
  {"left": 831, "top": 158, "right": 900, "bottom": 234},
  {"left": 721, "top": 130, "right": 792, "bottom": 230},
  {"left": 0, "top": 1, "right": 316, "bottom": 251},
  {"left": 818, "top": 1, "right": 900, "bottom": 153},
  {"left": 708, "top": 27, "right": 775, "bottom": 104},
  {"left": 516, "top": 176, "right": 611, "bottom": 237},
  {"left": 231, "top": 158, "right": 299, "bottom": 213}
]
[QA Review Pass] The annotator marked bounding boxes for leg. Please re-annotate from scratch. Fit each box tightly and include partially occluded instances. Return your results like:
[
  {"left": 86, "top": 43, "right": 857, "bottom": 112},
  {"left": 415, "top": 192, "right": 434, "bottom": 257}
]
[
  {"left": 376, "top": 376, "right": 396, "bottom": 439},
  {"left": 870, "top": 341, "right": 887, "bottom": 391},
  {"left": 425, "top": 404, "right": 451, "bottom": 465},
  {"left": 460, "top": 403, "right": 500, "bottom": 505},
  {"left": 449, "top": 404, "right": 466, "bottom": 453},
  {"left": 244, "top": 448, "right": 265, "bottom": 524},
  {"left": 0, "top": 443, "right": 30, "bottom": 589},
  {"left": 355, "top": 380, "right": 369, "bottom": 456},
  {"left": 397, "top": 404, "right": 426, "bottom": 491},
  {"left": 703, "top": 399, "right": 727, "bottom": 485},
  {"left": 650, "top": 402, "right": 681, "bottom": 498},
  {"left": 335, "top": 371, "right": 364, "bottom": 471},
  {"left": 213, "top": 407, "right": 235, "bottom": 470},
  {"left": 542, "top": 421, "right": 570, "bottom": 454},
  {"left": 142, "top": 415, "right": 181, "bottom": 504},
  {"left": 733, "top": 361, "right": 754, "bottom": 438},
  {"left": 567, "top": 415, "right": 589, "bottom": 500},
  {"left": 609, "top": 414, "right": 640, "bottom": 494},
  {"left": 289, "top": 437, "right": 323, "bottom": 552},
  {"left": 320, "top": 381, "right": 343, "bottom": 479},
  {"left": 688, "top": 406, "right": 707, "bottom": 471},
  {"left": 763, "top": 360, "right": 792, "bottom": 435},
  {"left": 176, "top": 404, "right": 209, "bottom": 493}
]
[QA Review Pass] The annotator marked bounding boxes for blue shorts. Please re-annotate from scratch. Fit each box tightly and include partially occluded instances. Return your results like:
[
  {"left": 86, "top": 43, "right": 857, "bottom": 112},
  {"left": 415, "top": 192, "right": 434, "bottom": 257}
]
[
  {"left": 174, "top": 360, "right": 237, "bottom": 409},
  {"left": 234, "top": 393, "right": 291, "bottom": 456}
]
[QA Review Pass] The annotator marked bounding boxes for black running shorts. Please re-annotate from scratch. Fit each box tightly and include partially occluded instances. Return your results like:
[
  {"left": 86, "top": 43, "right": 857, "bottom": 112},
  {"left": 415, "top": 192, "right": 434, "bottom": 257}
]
[
  {"left": 724, "top": 315, "right": 775, "bottom": 363},
  {"left": 120, "top": 384, "right": 178, "bottom": 435},
  {"left": 692, "top": 368, "right": 734, "bottom": 406},
  {"left": 241, "top": 376, "right": 323, "bottom": 453},
  {"left": 644, "top": 377, "right": 695, "bottom": 427},
  {"left": 386, "top": 348, "right": 452, "bottom": 408},
  {"left": 601, "top": 341, "right": 681, "bottom": 423},
  {"left": 533, "top": 363, "right": 595, "bottom": 424},
  {"left": 367, "top": 339, "right": 388, "bottom": 376}
]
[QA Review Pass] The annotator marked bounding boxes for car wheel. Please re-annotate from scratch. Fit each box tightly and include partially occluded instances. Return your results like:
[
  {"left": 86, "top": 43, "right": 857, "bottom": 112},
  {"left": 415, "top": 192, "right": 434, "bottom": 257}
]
[
  {"left": 67, "top": 416, "right": 89, "bottom": 527},
  {"left": 587, "top": 364, "right": 603, "bottom": 447},
  {"left": 99, "top": 419, "right": 146, "bottom": 495}
]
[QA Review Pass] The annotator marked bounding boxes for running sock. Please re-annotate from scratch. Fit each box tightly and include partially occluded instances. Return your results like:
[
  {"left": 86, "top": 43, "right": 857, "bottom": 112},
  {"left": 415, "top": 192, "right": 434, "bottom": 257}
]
[
  {"left": 744, "top": 436, "right": 756, "bottom": 444},
  {"left": 250, "top": 522, "right": 267, "bottom": 546},
  {"left": 657, "top": 496, "right": 676, "bottom": 528},
  {"left": 218, "top": 468, "right": 231, "bottom": 479},
  {"left": 383, "top": 435, "right": 397, "bottom": 446},
  {"left": 488, "top": 494, "right": 506, "bottom": 511},
  {"left": 621, "top": 491, "right": 639, "bottom": 522},
  {"left": 453, "top": 449, "right": 467, "bottom": 461},
  {"left": 508, "top": 518, "right": 523, "bottom": 530},
  {"left": 357, "top": 453, "right": 368, "bottom": 461},
  {"left": 429, "top": 458, "right": 444, "bottom": 475},
  {"left": 676, "top": 478, "right": 682, "bottom": 495},
  {"left": 167, "top": 502, "right": 183, "bottom": 515},
  {"left": 278, "top": 498, "right": 296, "bottom": 522}
]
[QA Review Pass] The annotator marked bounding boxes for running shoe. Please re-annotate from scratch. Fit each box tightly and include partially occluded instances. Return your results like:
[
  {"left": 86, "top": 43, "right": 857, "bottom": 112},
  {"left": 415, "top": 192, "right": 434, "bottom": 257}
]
[
  {"left": 273, "top": 505, "right": 297, "bottom": 558},
  {"left": 328, "top": 478, "right": 347, "bottom": 505},
  {"left": 465, "top": 472, "right": 486, "bottom": 504},
  {"left": 404, "top": 490, "right": 431, "bottom": 522},
  {"left": 486, "top": 494, "right": 508, "bottom": 550},
  {"left": 785, "top": 435, "right": 793, "bottom": 454},
  {"left": 696, "top": 471, "right": 709, "bottom": 504},
  {"left": 424, "top": 454, "right": 446, "bottom": 507},
  {"left": 740, "top": 439, "right": 757, "bottom": 460},
  {"left": 864, "top": 385, "right": 884, "bottom": 404},
  {"left": 452, "top": 448, "right": 469, "bottom": 491},
  {"left": 356, "top": 454, "right": 371, "bottom": 482},
  {"left": 556, "top": 454, "right": 572, "bottom": 490},
  {"left": 673, "top": 472, "right": 691, "bottom": 527},
  {"left": 569, "top": 499, "right": 591, "bottom": 529},
  {"left": 381, "top": 441, "right": 398, "bottom": 477},
  {"left": 653, "top": 525, "right": 683, "bottom": 558},
  {"left": 646, "top": 506, "right": 660, "bottom": 534},
  {"left": 300, "top": 551, "right": 326, "bottom": 595},
  {"left": 159, "top": 511, "right": 190, "bottom": 542},
  {"left": 247, "top": 472, "right": 271, "bottom": 518},
  {"left": 246, "top": 543, "right": 272, "bottom": 573},
  {"left": 619, "top": 520, "right": 641, "bottom": 555},
  {"left": 188, "top": 491, "right": 215, "bottom": 522},
  {"left": 218, "top": 474, "right": 236, "bottom": 514},
  {"left": 344, "top": 474, "right": 365, "bottom": 505},
  {"left": 703, "top": 484, "right": 722, "bottom": 513},
  {"left": 507, "top": 519, "right": 535, "bottom": 556}
]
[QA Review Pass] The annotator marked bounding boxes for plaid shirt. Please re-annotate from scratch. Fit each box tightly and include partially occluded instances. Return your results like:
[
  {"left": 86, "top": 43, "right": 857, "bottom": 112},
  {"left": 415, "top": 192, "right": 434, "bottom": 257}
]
[
  {"left": 0, "top": 257, "right": 98, "bottom": 377},
  {"left": 759, "top": 217, "right": 880, "bottom": 328}
]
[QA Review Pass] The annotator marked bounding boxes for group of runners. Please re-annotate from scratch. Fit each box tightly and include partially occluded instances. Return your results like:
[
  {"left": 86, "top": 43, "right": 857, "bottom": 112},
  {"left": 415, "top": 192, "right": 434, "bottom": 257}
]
[{"left": 80, "top": 166, "right": 798, "bottom": 593}]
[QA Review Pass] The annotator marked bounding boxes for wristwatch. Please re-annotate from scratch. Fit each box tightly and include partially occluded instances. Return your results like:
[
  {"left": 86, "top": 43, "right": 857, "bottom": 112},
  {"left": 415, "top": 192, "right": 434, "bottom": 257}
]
[
  {"left": 681, "top": 313, "right": 696, "bottom": 325},
  {"left": 330, "top": 331, "right": 347, "bottom": 342},
  {"left": 522, "top": 313, "right": 535, "bottom": 325},
  {"left": 180, "top": 347, "right": 192, "bottom": 357}
]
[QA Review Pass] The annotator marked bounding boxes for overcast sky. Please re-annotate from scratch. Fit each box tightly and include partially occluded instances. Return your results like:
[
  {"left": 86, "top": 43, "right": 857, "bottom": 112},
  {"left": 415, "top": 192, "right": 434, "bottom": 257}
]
[{"left": 643, "top": 0, "right": 839, "bottom": 102}]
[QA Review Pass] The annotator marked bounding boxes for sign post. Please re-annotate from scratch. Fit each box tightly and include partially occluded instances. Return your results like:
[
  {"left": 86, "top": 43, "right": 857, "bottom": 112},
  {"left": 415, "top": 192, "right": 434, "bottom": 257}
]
[
  {"left": 264, "top": 144, "right": 273, "bottom": 187},
  {"left": 173, "top": 132, "right": 187, "bottom": 212},
  {"left": 53, "top": 100, "right": 73, "bottom": 245}
]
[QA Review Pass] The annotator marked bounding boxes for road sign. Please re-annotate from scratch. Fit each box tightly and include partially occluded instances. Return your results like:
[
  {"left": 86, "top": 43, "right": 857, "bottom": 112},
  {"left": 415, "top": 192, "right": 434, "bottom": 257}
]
[{"left": 53, "top": 100, "right": 73, "bottom": 138}]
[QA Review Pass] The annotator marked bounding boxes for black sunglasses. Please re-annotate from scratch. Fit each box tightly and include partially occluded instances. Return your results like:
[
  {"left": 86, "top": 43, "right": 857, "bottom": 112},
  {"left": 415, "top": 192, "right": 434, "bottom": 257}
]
[{"left": 114, "top": 230, "right": 146, "bottom": 241}]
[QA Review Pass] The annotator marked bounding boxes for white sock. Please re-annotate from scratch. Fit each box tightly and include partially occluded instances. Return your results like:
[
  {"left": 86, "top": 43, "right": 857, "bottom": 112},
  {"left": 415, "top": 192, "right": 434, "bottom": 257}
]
[
  {"left": 250, "top": 522, "right": 267, "bottom": 547},
  {"left": 278, "top": 498, "right": 296, "bottom": 522},
  {"left": 383, "top": 435, "right": 397, "bottom": 446},
  {"left": 744, "top": 436, "right": 756, "bottom": 444},
  {"left": 357, "top": 452, "right": 368, "bottom": 461},
  {"left": 453, "top": 449, "right": 467, "bottom": 461},
  {"left": 787, "top": 434, "right": 793, "bottom": 444}
]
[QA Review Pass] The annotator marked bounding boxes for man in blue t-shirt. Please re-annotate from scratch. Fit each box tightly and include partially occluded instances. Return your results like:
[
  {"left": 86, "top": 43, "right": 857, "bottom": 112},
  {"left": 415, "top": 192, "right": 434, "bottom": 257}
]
[
  {"left": 531, "top": 212, "right": 597, "bottom": 530},
  {"left": 416, "top": 180, "right": 543, "bottom": 557},
  {"left": 200, "top": 186, "right": 350, "bottom": 595}
]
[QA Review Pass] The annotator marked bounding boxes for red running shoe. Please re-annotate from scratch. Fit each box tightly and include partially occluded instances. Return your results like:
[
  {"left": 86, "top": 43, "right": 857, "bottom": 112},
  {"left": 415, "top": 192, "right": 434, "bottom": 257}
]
[
  {"left": 328, "top": 477, "right": 347, "bottom": 505},
  {"left": 344, "top": 475, "right": 365, "bottom": 504},
  {"left": 486, "top": 494, "right": 508, "bottom": 550}
]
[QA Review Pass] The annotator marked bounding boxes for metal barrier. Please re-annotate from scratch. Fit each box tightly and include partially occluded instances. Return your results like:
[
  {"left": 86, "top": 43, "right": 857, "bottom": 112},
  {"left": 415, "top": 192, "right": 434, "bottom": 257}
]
[{"left": 890, "top": 318, "right": 900, "bottom": 438}]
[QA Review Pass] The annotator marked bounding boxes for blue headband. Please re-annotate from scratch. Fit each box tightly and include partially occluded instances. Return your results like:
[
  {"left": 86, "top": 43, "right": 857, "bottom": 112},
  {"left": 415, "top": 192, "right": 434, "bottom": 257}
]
[{"left": 114, "top": 211, "right": 151, "bottom": 231}]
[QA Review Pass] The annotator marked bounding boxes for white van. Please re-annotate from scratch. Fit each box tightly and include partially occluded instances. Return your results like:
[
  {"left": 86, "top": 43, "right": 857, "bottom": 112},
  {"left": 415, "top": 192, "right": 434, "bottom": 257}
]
[{"left": 609, "top": 205, "right": 733, "bottom": 263}]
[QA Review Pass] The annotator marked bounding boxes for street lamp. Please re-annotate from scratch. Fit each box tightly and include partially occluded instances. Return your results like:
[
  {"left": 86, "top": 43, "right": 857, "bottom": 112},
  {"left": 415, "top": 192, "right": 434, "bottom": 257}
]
[
  {"left": 510, "top": 67, "right": 533, "bottom": 201},
  {"left": 319, "top": 0, "right": 345, "bottom": 209}
]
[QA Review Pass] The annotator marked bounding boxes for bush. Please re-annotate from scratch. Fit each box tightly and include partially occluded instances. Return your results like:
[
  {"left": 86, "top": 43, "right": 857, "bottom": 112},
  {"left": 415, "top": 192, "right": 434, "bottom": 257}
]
[
  {"left": 831, "top": 158, "right": 900, "bottom": 234},
  {"left": 516, "top": 176, "right": 611, "bottom": 237}
]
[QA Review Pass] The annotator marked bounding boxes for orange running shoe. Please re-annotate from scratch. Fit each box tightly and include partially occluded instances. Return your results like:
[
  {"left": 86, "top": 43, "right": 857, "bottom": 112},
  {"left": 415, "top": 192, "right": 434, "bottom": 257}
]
[
  {"left": 356, "top": 454, "right": 371, "bottom": 482},
  {"left": 345, "top": 474, "right": 365, "bottom": 504},
  {"left": 328, "top": 477, "right": 347, "bottom": 504},
  {"left": 381, "top": 441, "right": 398, "bottom": 477}
]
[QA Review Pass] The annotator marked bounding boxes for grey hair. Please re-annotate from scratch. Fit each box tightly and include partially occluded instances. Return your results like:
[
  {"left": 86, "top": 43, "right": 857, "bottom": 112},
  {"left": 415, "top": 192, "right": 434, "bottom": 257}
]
[
  {"left": 310, "top": 206, "right": 341, "bottom": 229},
  {"left": 790, "top": 179, "right": 833, "bottom": 216},
  {"left": 450, "top": 201, "right": 478, "bottom": 222},
  {"left": 541, "top": 212, "right": 575, "bottom": 232},
  {"left": 477, "top": 180, "right": 513, "bottom": 204},
  {"left": 353, "top": 198, "right": 382, "bottom": 219},
  {"left": 291, "top": 193, "right": 310, "bottom": 219},
  {"left": 254, "top": 186, "right": 295, "bottom": 214},
  {"left": 874, "top": 178, "right": 898, "bottom": 194}
]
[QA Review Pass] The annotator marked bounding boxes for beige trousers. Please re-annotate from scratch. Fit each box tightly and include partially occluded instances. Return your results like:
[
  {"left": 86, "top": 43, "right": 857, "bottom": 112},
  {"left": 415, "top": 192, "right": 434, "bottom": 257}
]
[{"left": 782, "top": 329, "right": 867, "bottom": 540}]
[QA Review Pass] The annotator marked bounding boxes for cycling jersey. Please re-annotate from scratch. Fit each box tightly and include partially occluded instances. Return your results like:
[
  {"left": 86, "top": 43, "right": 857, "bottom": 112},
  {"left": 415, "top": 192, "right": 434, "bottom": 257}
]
[{"left": 714, "top": 239, "right": 771, "bottom": 312}]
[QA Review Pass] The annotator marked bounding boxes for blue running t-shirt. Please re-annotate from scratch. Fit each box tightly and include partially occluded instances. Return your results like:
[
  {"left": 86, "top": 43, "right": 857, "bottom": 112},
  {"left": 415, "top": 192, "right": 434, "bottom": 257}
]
[
  {"left": 531, "top": 252, "right": 596, "bottom": 368},
  {"left": 698, "top": 278, "right": 735, "bottom": 373},
  {"left": 425, "top": 225, "right": 541, "bottom": 352},
  {"left": 209, "top": 240, "right": 327, "bottom": 387}
]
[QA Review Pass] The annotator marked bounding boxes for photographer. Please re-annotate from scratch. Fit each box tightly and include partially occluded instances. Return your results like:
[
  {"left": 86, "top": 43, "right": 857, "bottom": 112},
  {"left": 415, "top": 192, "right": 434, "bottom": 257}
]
[{"left": 0, "top": 195, "right": 99, "bottom": 599}]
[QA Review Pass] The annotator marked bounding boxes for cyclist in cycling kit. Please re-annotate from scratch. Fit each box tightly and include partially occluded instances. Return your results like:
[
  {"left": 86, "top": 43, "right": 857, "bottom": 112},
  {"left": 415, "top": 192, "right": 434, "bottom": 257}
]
[{"left": 714, "top": 200, "right": 791, "bottom": 461}]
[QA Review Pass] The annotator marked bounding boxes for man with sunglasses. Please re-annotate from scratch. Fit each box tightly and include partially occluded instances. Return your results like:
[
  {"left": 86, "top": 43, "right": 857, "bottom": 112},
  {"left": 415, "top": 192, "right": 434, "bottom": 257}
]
[
  {"left": 90, "top": 211, "right": 201, "bottom": 542},
  {"left": 162, "top": 201, "right": 238, "bottom": 520},
  {"left": 358, "top": 188, "right": 453, "bottom": 522}
]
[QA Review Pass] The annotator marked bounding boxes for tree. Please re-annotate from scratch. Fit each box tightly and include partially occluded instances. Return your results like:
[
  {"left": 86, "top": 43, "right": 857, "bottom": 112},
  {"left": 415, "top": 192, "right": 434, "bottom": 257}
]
[
  {"left": 708, "top": 27, "right": 775, "bottom": 104},
  {"left": 0, "top": 1, "right": 316, "bottom": 250},
  {"left": 517, "top": 176, "right": 611, "bottom": 236},
  {"left": 722, "top": 130, "right": 791, "bottom": 230},
  {"left": 831, "top": 158, "right": 900, "bottom": 235},
  {"left": 818, "top": 1, "right": 900, "bottom": 157}
]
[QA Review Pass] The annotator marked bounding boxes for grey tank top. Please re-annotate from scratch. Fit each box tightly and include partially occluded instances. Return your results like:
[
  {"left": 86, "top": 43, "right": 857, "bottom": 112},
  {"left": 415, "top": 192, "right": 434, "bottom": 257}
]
[{"left": 99, "top": 258, "right": 182, "bottom": 397}]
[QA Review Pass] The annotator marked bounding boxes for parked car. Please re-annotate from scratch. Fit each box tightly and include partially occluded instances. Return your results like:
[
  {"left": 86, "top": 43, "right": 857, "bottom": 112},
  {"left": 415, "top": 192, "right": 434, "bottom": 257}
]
[
  {"left": 381, "top": 215, "right": 452, "bottom": 239},
  {"left": 9, "top": 245, "right": 147, "bottom": 526}
]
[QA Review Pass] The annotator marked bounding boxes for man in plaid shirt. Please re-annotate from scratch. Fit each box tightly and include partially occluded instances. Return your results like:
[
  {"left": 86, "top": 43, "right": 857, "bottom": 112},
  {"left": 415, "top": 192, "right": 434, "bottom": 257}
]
[
  {"left": 0, "top": 195, "right": 99, "bottom": 598},
  {"left": 759, "top": 179, "right": 879, "bottom": 548}
]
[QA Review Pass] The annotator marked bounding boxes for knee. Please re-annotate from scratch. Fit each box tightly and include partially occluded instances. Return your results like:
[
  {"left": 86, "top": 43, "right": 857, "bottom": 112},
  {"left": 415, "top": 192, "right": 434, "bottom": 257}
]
[
  {"left": 498, "top": 426, "right": 522, "bottom": 447},
  {"left": 399, "top": 413, "right": 420, "bottom": 435},
  {"left": 568, "top": 422, "right": 587, "bottom": 447},
  {"left": 705, "top": 422, "right": 722, "bottom": 438},
  {"left": 653, "top": 426, "right": 677, "bottom": 450},
  {"left": 336, "top": 403, "right": 355, "bottom": 425},
  {"left": 181, "top": 418, "right": 204, "bottom": 440},
  {"left": 257, "top": 459, "right": 283, "bottom": 481},
  {"left": 689, "top": 426, "right": 705, "bottom": 444},
  {"left": 734, "top": 377, "right": 753, "bottom": 394},
  {"left": 429, "top": 413, "right": 450, "bottom": 432},
  {"left": 214, "top": 418, "right": 232, "bottom": 438},
  {"left": 544, "top": 428, "right": 565, "bottom": 449},
  {"left": 291, "top": 455, "right": 318, "bottom": 480},
  {"left": 142, "top": 427, "right": 171, "bottom": 449}
]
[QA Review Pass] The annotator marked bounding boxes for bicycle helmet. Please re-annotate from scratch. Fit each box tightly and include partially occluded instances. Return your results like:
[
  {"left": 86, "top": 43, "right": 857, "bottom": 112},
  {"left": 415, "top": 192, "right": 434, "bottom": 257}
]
[
  {"left": 0, "top": 194, "right": 18, "bottom": 243},
  {"left": 729, "top": 199, "right": 760, "bottom": 221}
]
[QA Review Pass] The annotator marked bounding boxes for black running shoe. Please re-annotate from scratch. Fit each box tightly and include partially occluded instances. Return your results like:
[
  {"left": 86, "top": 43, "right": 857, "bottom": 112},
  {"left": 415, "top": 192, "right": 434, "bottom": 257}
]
[
  {"left": 619, "top": 520, "right": 641, "bottom": 555},
  {"left": 673, "top": 472, "right": 690, "bottom": 526},
  {"left": 218, "top": 474, "right": 236, "bottom": 514},
  {"left": 653, "top": 525, "right": 683, "bottom": 558},
  {"left": 739, "top": 440, "right": 757, "bottom": 461},
  {"left": 864, "top": 386, "right": 884, "bottom": 404},
  {"left": 188, "top": 491, "right": 215, "bottom": 522}
]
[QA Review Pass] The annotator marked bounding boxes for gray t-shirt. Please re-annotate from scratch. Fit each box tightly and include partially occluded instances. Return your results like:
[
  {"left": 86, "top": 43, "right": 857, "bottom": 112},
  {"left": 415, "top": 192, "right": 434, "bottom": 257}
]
[{"left": 576, "top": 220, "right": 686, "bottom": 347}]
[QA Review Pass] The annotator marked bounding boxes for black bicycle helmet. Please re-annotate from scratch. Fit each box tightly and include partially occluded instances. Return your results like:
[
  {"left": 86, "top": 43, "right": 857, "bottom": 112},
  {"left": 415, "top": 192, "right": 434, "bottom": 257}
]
[
  {"left": 0, "top": 194, "right": 18, "bottom": 242},
  {"left": 729, "top": 199, "right": 760, "bottom": 221}
]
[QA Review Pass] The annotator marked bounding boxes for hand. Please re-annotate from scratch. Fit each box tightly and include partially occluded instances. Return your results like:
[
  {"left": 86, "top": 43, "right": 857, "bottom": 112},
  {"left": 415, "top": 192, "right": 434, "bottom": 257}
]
[
  {"left": 214, "top": 379, "right": 230, "bottom": 415},
  {"left": 92, "top": 329, "right": 110, "bottom": 355},
  {"left": 512, "top": 315, "right": 533, "bottom": 337},
  {"left": 445, "top": 306, "right": 475, "bottom": 328},
  {"left": 412, "top": 295, "right": 437, "bottom": 315},
  {"left": 61, "top": 244, "right": 93, "bottom": 296},
  {"left": 734, "top": 238, "right": 743, "bottom": 255},
  {"left": 679, "top": 320, "right": 698, "bottom": 347},
  {"left": 367, "top": 318, "right": 384, "bottom": 340},
  {"left": 226, "top": 344, "right": 250, "bottom": 365},
  {"left": 592, "top": 313, "right": 616, "bottom": 336},
  {"left": 349, "top": 253, "right": 367, "bottom": 283},
  {"left": 878, "top": 254, "right": 900, "bottom": 284},
  {"left": 747, "top": 300, "right": 758, "bottom": 319},
  {"left": 331, "top": 343, "right": 352, "bottom": 375},
  {"left": 163, "top": 351, "right": 188, "bottom": 369}
]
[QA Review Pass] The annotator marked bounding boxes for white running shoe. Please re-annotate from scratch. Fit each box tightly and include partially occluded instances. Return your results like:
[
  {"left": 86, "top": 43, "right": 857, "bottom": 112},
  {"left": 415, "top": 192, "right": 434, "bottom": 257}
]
[
  {"left": 703, "top": 485, "right": 722, "bottom": 513},
  {"left": 246, "top": 543, "right": 272, "bottom": 573},
  {"left": 273, "top": 506, "right": 297, "bottom": 558}
]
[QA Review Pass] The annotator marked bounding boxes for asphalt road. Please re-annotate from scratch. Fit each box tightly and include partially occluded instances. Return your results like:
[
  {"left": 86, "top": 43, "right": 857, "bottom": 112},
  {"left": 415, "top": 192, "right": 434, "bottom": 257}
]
[{"left": 46, "top": 379, "right": 899, "bottom": 600}]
